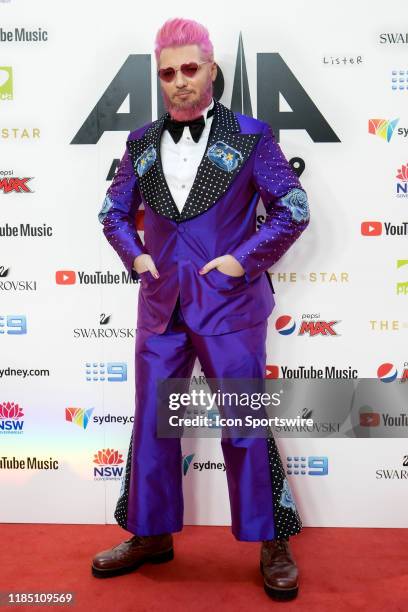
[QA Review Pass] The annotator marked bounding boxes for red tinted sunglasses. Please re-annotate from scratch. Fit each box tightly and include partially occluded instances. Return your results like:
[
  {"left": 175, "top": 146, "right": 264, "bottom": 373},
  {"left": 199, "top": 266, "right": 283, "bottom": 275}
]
[{"left": 158, "top": 61, "right": 209, "bottom": 82}]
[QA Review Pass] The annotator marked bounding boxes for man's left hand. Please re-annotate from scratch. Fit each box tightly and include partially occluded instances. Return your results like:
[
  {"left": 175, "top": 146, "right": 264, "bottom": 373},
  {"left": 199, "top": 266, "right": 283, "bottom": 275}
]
[{"left": 199, "top": 254, "right": 245, "bottom": 277}]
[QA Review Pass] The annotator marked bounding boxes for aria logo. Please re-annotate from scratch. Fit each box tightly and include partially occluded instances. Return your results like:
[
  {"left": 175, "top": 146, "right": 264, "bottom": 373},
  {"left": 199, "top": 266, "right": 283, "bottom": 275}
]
[
  {"left": 72, "top": 34, "right": 340, "bottom": 146},
  {"left": 0, "top": 401, "right": 24, "bottom": 434},
  {"left": 275, "top": 315, "right": 340, "bottom": 337},
  {"left": 93, "top": 448, "right": 124, "bottom": 481}
]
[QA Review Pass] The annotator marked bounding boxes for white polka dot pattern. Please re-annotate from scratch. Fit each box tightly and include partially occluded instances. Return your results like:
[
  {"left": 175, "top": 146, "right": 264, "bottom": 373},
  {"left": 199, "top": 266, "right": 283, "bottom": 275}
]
[
  {"left": 114, "top": 427, "right": 133, "bottom": 529},
  {"left": 266, "top": 429, "right": 303, "bottom": 538},
  {"left": 230, "top": 122, "right": 310, "bottom": 283},
  {"left": 127, "top": 100, "right": 261, "bottom": 223}
]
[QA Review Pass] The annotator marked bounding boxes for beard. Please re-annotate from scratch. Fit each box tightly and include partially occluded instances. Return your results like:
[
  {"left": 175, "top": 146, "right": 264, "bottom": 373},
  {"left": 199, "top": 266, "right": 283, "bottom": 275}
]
[{"left": 161, "top": 78, "right": 213, "bottom": 121}]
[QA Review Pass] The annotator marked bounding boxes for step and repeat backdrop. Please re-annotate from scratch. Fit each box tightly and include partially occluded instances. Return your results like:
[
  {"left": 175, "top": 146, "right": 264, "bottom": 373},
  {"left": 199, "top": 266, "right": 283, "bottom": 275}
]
[{"left": 1, "top": 0, "right": 408, "bottom": 529}]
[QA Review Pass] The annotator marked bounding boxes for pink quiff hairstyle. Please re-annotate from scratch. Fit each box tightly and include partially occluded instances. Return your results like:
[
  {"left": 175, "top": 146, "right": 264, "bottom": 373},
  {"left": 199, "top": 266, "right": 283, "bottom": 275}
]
[{"left": 154, "top": 18, "right": 214, "bottom": 64}]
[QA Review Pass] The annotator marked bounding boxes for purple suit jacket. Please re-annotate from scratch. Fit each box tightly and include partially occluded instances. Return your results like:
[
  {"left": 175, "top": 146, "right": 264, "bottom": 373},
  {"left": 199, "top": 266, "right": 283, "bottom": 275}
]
[{"left": 99, "top": 100, "right": 310, "bottom": 335}]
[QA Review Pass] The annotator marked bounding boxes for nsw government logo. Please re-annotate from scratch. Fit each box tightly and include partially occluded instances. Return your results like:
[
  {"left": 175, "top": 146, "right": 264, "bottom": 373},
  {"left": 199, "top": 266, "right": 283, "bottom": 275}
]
[
  {"left": 0, "top": 401, "right": 24, "bottom": 434},
  {"left": 93, "top": 449, "right": 124, "bottom": 481},
  {"left": 396, "top": 163, "right": 408, "bottom": 198}
]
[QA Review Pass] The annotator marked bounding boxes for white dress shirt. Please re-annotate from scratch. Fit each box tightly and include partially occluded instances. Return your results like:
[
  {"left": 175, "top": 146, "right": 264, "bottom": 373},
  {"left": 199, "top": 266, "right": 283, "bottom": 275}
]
[{"left": 160, "top": 98, "right": 215, "bottom": 213}]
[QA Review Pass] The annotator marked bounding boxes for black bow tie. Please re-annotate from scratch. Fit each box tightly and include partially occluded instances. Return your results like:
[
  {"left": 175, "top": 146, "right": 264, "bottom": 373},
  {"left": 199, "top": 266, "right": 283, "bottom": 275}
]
[{"left": 164, "top": 106, "right": 215, "bottom": 144}]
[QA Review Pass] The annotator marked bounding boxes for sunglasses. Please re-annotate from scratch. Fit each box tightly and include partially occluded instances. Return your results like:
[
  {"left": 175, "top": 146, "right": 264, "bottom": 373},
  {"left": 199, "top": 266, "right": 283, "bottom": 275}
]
[{"left": 158, "top": 61, "right": 209, "bottom": 83}]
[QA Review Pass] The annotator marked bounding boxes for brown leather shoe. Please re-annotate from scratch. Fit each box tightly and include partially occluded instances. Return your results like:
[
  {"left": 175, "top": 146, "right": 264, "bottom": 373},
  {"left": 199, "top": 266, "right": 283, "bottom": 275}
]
[
  {"left": 260, "top": 539, "right": 299, "bottom": 601},
  {"left": 91, "top": 533, "right": 174, "bottom": 578}
]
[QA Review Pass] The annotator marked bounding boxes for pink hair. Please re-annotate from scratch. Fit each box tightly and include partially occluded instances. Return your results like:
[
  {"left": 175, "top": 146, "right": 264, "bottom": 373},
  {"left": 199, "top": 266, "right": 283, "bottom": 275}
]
[{"left": 154, "top": 18, "right": 214, "bottom": 63}]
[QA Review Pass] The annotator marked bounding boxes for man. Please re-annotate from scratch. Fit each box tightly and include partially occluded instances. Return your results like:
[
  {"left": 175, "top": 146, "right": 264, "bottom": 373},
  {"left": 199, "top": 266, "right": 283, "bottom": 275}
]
[{"left": 92, "top": 18, "right": 310, "bottom": 602}]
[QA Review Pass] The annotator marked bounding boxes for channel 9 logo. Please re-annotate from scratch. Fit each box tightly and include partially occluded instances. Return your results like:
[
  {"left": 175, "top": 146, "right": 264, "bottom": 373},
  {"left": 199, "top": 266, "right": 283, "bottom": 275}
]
[{"left": 286, "top": 456, "right": 329, "bottom": 476}]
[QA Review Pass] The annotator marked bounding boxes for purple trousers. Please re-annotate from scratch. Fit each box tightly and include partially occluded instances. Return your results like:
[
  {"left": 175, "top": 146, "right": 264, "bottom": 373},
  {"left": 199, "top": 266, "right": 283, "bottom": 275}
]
[{"left": 114, "top": 296, "right": 302, "bottom": 541}]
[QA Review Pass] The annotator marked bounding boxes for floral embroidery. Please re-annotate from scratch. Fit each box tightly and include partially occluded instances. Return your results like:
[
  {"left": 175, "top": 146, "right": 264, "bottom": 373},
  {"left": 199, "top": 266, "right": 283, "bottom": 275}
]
[
  {"left": 277, "top": 188, "right": 310, "bottom": 223},
  {"left": 279, "top": 477, "right": 296, "bottom": 511},
  {"left": 98, "top": 194, "right": 114, "bottom": 223}
]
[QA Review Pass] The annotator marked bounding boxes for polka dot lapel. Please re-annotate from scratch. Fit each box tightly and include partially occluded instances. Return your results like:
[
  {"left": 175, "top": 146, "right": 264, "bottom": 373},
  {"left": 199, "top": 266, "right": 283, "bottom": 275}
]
[{"left": 126, "top": 100, "right": 262, "bottom": 222}]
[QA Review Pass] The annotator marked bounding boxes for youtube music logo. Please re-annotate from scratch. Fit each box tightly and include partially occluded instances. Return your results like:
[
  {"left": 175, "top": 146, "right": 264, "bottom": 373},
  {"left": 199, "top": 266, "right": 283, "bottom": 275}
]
[
  {"left": 361, "top": 221, "right": 408, "bottom": 236},
  {"left": 361, "top": 221, "right": 382, "bottom": 236},
  {"left": 56, "top": 270, "right": 76, "bottom": 285},
  {"left": 55, "top": 269, "right": 136, "bottom": 285},
  {"left": 360, "top": 411, "right": 380, "bottom": 426}
]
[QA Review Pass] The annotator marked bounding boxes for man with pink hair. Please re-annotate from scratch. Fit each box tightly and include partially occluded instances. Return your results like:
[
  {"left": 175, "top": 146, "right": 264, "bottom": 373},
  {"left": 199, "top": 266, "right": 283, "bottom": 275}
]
[{"left": 93, "top": 17, "right": 310, "bottom": 602}]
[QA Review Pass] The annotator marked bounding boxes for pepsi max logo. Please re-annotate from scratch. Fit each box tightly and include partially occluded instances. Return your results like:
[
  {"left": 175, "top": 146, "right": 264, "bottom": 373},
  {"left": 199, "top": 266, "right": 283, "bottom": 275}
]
[
  {"left": 377, "top": 362, "right": 398, "bottom": 383},
  {"left": 275, "top": 314, "right": 340, "bottom": 337},
  {"left": 275, "top": 315, "right": 296, "bottom": 335}
]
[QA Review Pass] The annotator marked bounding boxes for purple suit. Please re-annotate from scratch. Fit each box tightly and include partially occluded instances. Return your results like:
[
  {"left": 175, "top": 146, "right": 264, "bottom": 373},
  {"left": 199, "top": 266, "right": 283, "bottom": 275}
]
[
  {"left": 99, "top": 99, "right": 309, "bottom": 541},
  {"left": 99, "top": 100, "right": 309, "bottom": 335}
]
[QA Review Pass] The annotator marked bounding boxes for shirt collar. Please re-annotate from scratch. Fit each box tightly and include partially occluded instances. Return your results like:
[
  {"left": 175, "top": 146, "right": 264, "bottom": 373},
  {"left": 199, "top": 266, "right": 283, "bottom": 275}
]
[{"left": 203, "top": 98, "right": 215, "bottom": 126}]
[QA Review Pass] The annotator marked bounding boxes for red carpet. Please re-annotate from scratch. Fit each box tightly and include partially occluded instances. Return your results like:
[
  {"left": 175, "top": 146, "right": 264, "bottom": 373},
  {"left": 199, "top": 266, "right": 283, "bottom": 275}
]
[{"left": 0, "top": 525, "right": 407, "bottom": 611}]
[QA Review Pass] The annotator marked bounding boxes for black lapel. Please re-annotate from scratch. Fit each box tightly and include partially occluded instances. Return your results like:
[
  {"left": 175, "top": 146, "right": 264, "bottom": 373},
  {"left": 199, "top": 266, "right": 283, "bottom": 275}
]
[
  {"left": 127, "top": 113, "right": 180, "bottom": 220},
  {"left": 126, "top": 99, "right": 261, "bottom": 222},
  {"left": 179, "top": 100, "right": 261, "bottom": 221}
]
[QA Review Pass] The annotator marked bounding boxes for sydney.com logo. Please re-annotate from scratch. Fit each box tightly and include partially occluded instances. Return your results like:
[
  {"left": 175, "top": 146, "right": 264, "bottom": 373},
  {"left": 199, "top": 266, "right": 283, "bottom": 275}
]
[{"left": 368, "top": 118, "right": 408, "bottom": 142}]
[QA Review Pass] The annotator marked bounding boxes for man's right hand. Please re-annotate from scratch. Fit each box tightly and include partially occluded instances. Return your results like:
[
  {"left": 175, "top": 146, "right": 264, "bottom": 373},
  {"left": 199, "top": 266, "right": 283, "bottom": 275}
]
[{"left": 133, "top": 254, "right": 160, "bottom": 279}]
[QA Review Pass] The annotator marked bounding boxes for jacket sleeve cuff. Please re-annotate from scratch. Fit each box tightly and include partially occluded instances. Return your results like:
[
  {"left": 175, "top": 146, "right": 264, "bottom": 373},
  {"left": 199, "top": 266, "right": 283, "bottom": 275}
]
[
  {"left": 122, "top": 248, "right": 143, "bottom": 282},
  {"left": 229, "top": 247, "right": 266, "bottom": 283}
]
